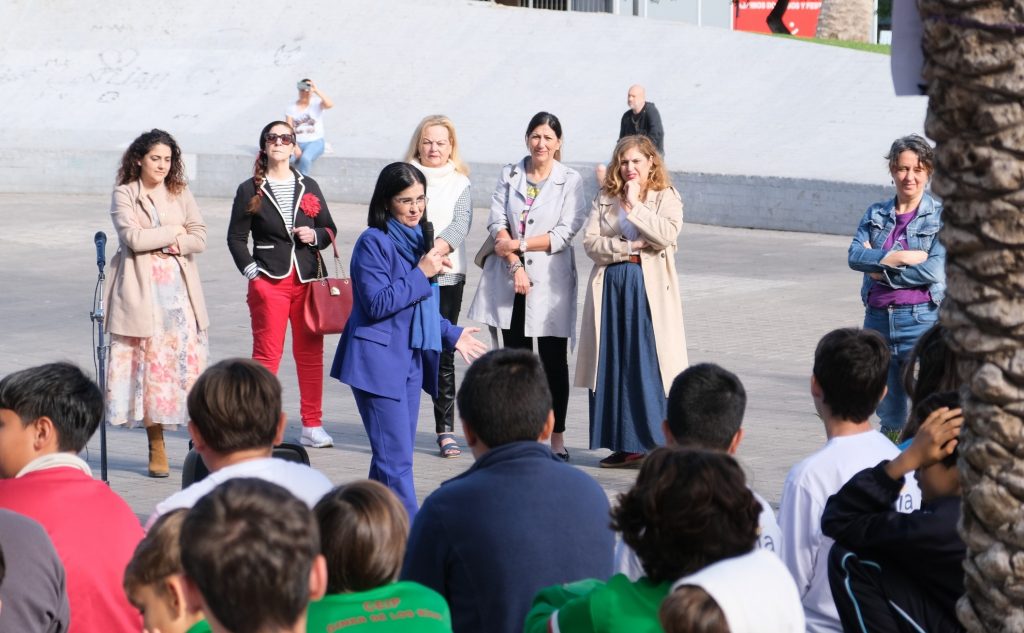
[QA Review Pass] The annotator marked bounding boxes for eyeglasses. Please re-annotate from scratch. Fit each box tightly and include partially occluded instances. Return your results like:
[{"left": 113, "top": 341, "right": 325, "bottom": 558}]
[
  {"left": 266, "top": 133, "right": 295, "bottom": 146},
  {"left": 394, "top": 195, "right": 428, "bottom": 208}
]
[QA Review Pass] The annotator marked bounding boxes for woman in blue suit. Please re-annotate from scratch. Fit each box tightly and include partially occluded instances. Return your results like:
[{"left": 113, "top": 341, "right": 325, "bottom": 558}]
[{"left": 331, "top": 162, "right": 487, "bottom": 518}]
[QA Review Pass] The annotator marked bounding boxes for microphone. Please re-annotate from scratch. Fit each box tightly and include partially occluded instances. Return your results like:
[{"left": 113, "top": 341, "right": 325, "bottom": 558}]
[
  {"left": 422, "top": 222, "right": 437, "bottom": 284},
  {"left": 94, "top": 231, "right": 107, "bottom": 273}
]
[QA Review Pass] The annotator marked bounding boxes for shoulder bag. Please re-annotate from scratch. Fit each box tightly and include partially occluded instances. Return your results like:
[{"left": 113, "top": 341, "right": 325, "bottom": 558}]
[{"left": 304, "top": 228, "right": 353, "bottom": 335}]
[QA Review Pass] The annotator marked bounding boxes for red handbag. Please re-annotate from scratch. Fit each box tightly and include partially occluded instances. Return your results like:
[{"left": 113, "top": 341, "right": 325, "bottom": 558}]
[{"left": 304, "top": 228, "right": 353, "bottom": 335}]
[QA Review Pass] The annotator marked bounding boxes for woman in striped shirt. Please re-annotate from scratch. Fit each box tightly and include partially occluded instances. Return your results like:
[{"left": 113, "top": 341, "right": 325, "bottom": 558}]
[{"left": 227, "top": 120, "right": 338, "bottom": 449}]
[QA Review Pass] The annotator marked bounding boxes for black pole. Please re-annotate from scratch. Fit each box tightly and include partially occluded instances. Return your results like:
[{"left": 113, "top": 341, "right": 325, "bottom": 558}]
[{"left": 91, "top": 231, "right": 109, "bottom": 484}]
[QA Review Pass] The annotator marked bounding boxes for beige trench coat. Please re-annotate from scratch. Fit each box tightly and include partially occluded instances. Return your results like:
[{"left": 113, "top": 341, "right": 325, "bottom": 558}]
[
  {"left": 574, "top": 187, "right": 688, "bottom": 396},
  {"left": 105, "top": 180, "right": 209, "bottom": 338}
]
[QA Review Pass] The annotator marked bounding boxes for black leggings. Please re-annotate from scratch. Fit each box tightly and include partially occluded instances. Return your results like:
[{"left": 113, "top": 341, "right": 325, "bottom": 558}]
[{"left": 501, "top": 294, "right": 569, "bottom": 434}]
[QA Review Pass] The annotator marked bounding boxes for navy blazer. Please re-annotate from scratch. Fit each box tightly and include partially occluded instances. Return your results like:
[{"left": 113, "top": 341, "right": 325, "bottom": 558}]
[{"left": 330, "top": 227, "right": 461, "bottom": 400}]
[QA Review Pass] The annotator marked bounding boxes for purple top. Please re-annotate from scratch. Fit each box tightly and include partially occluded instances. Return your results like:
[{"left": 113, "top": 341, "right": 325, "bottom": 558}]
[{"left": 867, "top": 210, "right": 932, "bottom": 308}]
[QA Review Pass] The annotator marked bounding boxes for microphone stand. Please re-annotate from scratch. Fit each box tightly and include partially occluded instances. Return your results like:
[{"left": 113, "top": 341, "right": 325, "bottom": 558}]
[{"left": 90, "top": 260, "right": 109, "bottom": 484}]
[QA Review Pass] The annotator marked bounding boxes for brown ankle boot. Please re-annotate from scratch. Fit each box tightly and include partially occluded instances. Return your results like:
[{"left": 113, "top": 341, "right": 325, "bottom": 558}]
[{"left": 146, "top": 425, "right": 169, "bottom": 478}]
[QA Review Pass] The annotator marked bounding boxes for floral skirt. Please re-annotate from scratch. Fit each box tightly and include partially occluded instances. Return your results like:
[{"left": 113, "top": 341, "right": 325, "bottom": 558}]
[{"left": 106, "top": 256, "right": 208, "bottom": 428}]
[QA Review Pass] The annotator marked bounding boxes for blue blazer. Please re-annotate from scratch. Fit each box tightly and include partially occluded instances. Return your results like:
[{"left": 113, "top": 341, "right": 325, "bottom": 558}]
[{"left": 330, "top": 228, "right": 461, "bottom": 400}]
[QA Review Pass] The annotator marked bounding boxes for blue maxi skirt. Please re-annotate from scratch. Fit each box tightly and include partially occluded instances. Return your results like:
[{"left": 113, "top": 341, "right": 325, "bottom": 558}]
[{"left": 589, "top": 262, "right": 666, "bottom": 453}]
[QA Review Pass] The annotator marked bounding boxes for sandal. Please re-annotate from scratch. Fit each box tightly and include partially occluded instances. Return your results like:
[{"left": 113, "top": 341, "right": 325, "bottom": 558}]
[
  {"left": 554, "top": 449, "right": 570, "bottom": 463},
  {"left": 437, "top": 433, "right": 462, "bottom": 459}
]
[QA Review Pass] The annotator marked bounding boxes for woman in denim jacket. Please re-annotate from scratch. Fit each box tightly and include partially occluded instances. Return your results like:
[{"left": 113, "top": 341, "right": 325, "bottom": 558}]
[{"left": 848, "top": 135, "right": 945, "bottom": 437}]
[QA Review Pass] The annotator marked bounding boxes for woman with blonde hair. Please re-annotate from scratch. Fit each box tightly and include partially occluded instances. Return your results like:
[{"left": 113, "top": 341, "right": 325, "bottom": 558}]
[
  {"left": 404, "top": 115, "right": 472, "bottom": 458},
  {"left": 106, "top": 129, "right": 209, "bottom": 477},
  {"left": 576, "top": 135, "right": 687, "bottom": 468}
]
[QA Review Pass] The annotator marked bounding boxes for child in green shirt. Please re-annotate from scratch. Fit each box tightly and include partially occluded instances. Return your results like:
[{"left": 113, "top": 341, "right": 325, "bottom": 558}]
[
  {"left": 307, "top": 481, "right": 452, "bottom": 632},
  {"left": 525, "top": 448, "right": 761, "bottom": 632}
]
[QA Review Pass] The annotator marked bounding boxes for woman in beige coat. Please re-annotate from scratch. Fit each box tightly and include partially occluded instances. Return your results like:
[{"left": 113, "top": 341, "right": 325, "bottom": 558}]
[
  {"left": 576, "top": 135, "right": 687, "bottom": 468},
  {"left": 105, "top": 129, "right": 209, "bottom": 477}
]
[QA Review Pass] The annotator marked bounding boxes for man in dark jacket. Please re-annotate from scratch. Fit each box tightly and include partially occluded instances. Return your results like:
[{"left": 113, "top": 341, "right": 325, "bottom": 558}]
[
  {"left": 619, "top": 84, "right": 665, "bottom": 155},
  {"left": 401, "top": 349, "right": 614, "bottom": 633},
  {"left": 822, "top": 396, "right": 966, "bottom": 633}
]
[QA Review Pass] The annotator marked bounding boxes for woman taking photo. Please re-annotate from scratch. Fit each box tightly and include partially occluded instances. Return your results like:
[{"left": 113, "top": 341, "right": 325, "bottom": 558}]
[
  {"left": 576, "top": 135, "right": 687, "bottom": 468},
  {"left": 106, "top": 129, "right": 209, "bottom": 478},
  {"left": 404, "top": 115, "right": 473, "bottom": 459},
  {"left": 285, "top": 77, "right": 334, "bottom": 175},
  {"left": 848, "top": 134, "right": 944, "bottom": 438},
  {"left": 228, "top": 120, "right": 338, "bottom": 449},
  {"left": 467, "top": 112, "right": 587, "bottom": 461},
  {"left": 330, "top": 162, "right": 487, "bottom": 518}
]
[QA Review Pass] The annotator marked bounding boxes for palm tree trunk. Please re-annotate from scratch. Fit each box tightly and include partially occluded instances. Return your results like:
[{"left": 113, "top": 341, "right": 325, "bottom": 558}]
[{"left": 920, "top": 1, "right": 1024, "bottom": 631}]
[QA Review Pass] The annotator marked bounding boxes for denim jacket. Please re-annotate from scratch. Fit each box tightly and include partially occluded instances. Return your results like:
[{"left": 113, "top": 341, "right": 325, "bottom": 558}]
[{"left": 847, "top": 192, "right": 944, "bottom": 306}]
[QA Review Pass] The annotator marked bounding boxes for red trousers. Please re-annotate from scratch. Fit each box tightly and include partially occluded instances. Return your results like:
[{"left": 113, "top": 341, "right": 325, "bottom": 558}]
[{"left": 247, "top": 271, "right": 323, "bottom": 427}]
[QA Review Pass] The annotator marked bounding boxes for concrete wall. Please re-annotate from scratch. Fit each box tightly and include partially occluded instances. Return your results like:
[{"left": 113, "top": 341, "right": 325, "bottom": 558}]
[{"left": 0, "top": 0, "right": 915, "bottom": 234}]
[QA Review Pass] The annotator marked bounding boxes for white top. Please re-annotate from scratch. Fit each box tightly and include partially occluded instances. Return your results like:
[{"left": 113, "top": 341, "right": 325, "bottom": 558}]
[
  {"left": 612, "top": 488, "right": 782, "bottom": 580},
  {"left": 267, "top": 177, "right": 295, "bottom": 233},
  {"left": 670, "top": 549, "right": 805, "bottom": 633},
  {"left": 286, "top": 95, "right": 325, "bottom": 143},
  {"left": 146, "top": 456, "right": 333, "bottom": 529},
  {"left": 778, "top": 430, "right": 921, "bottom": 633}
]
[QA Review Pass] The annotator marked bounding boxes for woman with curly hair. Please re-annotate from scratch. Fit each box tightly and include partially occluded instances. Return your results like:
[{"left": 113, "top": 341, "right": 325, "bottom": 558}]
[
  {"left": 524, "top": 447, "right": 761, "bottom": 632},
  {"left": 576, "top": 134, "right": 687, "bottom": 469},
  {"left": 106, "top": 129, "right": 209, "bottom": 477},
  {"left": 227, "top": 120, "right": 337, "bottom": 449}
]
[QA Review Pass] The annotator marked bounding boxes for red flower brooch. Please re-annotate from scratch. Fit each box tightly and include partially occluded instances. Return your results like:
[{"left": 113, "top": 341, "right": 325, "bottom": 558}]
[{"left": 299, "top": 193, "right": 321, "bottom": 219}]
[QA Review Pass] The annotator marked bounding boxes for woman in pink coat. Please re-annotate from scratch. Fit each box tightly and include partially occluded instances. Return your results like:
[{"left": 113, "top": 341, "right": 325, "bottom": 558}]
[{"left": 105, "top": 129, "right": 209, "bottom": 477}]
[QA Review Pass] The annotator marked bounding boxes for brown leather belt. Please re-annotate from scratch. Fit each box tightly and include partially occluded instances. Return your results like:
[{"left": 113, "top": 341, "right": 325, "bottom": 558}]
[{"left": 626, "top": 254, "right": 641, "bottom": 264}]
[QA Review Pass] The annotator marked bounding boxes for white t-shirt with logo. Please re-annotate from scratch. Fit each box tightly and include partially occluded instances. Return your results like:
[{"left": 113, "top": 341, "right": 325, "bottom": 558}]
[
  {"left": 778, "top": 430, "right": 921, "bottom": 633},
  {"left": 286, "top": 95, "right": 325, "bottom": 143}
]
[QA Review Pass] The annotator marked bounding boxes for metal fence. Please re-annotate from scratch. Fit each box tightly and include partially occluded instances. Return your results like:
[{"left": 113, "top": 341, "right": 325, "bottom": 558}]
[{"left": 509, "top": 0, "right": 612, "bottom": 12}]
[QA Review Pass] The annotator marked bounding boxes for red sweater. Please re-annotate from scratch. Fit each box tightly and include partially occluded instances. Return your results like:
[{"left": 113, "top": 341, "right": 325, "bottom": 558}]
[{"left": 0, "top": 468, "right": 144, "bottom": 632}]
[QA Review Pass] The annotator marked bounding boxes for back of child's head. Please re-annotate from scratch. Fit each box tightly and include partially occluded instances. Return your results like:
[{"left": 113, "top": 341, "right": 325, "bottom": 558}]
[
  {"left": 813, "top": 328, "right": 890, "bottom": 421},
  {"left": 180, "top": 478, "right": 320, "bottom": 633},
  {"left": 456, "top": 349, "right": 552, "bottom": 447},
  {"left": 314, "top": 480, "right": 408, "bottom": 594},
  {"left": 660, "top": 586, "right": 730, "bottom": 633},
  {"left": 186, "top": 358, "right": 281, "bottom": 453},
  {"left": 124, "top": 509, "right": 188, "bottom": 597},
  {"left": 610, "top": 447, "right": 760, "bottom": 583},
  {"left": 666, "top": 364, "right": 747, "bottom": 450},
  {"left": 902, "top": 391, "right": 961, "bottom": 467},
  {"left": 902, "top": 324, "right": 963, "bottom": 411},
  {"left": 0, "top": 362, "right": 102, "bottom": 454}
]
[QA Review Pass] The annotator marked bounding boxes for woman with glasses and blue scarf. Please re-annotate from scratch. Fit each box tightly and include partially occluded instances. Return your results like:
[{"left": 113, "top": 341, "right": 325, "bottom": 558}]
[{"left": 331, "top": 162, "right": 488, "bottom": 518}]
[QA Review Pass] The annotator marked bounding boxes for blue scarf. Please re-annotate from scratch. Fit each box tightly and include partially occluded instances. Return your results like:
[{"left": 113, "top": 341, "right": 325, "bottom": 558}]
[{"left": 386, "top": 218, "right": 442, "bottom": 351}]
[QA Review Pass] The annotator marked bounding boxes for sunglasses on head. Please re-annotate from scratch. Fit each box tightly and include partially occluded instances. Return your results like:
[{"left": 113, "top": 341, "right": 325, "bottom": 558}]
[{"left": 266, "top": 133, "right": 295, "bottom": 146}]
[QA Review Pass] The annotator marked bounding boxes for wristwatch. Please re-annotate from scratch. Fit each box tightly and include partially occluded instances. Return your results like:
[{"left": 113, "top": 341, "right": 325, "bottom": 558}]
[{"left": 518, "top": 237, "right": 528, "bottom": 254}]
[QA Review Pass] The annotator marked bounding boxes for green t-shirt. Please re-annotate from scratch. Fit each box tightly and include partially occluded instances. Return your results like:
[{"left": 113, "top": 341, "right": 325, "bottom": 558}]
[
  {"left": 306, "top": 581, "right": 452, "bottom": 632},
  {"left": 524, "top": 574, "right": 670, "bottom": 633},
  {"left": 186, "top": 619, "right": 212, "bottom": 633}
]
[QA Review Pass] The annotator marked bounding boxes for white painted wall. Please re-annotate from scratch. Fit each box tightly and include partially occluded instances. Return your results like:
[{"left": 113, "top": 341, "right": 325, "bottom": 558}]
[{"left": 2, "top": 0, "right": 923, "bottom": 186}]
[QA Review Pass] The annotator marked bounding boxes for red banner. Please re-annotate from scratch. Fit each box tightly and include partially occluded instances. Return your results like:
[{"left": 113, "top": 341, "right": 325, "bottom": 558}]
[{"left": 733, "top": 1, "right": 822, "bottom": 37}]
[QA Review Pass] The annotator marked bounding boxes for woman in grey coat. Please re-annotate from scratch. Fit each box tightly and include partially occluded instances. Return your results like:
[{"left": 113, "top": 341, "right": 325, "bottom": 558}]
[{"left": 467, "top": 112, "right": 588, "bottom": 460}]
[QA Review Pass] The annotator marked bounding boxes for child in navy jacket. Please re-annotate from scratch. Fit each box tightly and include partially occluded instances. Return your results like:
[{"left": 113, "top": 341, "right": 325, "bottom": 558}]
[{"left": 822, "top": 392, "right": 966, "bottom": 633}]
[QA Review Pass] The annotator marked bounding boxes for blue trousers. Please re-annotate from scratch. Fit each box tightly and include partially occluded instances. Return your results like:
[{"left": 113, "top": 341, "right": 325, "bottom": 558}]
[
  {"left": 863, "top": 303, "right": 939, "bottom": 433},
  {"left": 295, "top": 138, "right": 325, "bottom": 176},
  {"left": 351, "top": 352, "right": 423, "bottom": 520}
]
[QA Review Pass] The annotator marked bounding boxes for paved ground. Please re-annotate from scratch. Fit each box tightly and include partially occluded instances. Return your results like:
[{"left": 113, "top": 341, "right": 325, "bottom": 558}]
[{"left": 0, "top": 193, "right": 867, "bottom": 523}]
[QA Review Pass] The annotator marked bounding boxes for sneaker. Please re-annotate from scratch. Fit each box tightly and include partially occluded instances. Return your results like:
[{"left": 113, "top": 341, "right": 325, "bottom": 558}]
[
  {"left": 599, "top": 451, "right": 645, "bottom": 469},
  {"left": 300, "top": 426, "right": 334, "bottom": 448}
]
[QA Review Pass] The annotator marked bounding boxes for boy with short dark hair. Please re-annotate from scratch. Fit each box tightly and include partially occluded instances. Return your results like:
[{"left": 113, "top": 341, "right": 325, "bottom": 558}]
[
  {"left": 0, "top": 362, "right": 143, "bottom": 632},
  {"left": 779, "top": 328, "right": 921, "bottom": 633},
  {"left": 148, "top": 358, "right": 332, "bottom": 527},
  {"left": 615, "top": 363, "right": 782, "bottom": 579},
  {"left": 823, "top": 392, "right": 965, "bottom": 632},
  {"left": 179, "top": 478, "right": 327, "bottom": 633},
  {"left": 402, "top": 349, "right": 613, "bottom": 633}
]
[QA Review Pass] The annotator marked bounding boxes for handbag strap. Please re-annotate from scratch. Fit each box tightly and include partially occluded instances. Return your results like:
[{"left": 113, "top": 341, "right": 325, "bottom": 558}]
[{"left": 319, "top": 227, "right": 349, "bottom": 280}]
